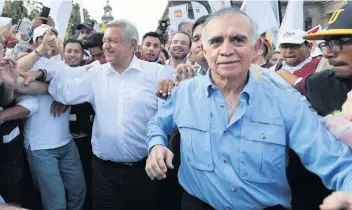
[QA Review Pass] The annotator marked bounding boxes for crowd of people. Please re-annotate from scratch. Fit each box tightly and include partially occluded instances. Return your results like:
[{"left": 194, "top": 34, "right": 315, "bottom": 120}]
[{"left": 1, "top": 2, "right": 352, "bottom": 210}]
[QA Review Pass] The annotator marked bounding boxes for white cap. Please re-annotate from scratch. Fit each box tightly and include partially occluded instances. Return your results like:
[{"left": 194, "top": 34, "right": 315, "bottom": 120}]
[
  {"left": 278, "top": 30, "right": 307, "bottom": 45},
  {"left": 33, "top": 24, "right": 54, "bottom": 42},
  {"left": 0, "top": 17, "right": 11, "bottom": 27}
]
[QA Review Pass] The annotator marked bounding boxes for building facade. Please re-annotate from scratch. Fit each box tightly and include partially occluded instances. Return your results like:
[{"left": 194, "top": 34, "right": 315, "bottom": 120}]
[{"left": 158, "top": 0, "right": 347, "bottom": 35}]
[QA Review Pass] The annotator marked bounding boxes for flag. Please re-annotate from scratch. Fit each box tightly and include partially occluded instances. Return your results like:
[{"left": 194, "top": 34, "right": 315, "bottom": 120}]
[
  {"left": 208, "top": 0, "right": 231, "bottom": 13},
  {"left": 0, "top": 0, "right": 5, "bottom": 16},
  {"left": 168, "top": 4, "right": 188, "bottom": 35},
  {"left": 191, "top": 1, "right": 209, "bottom": 20},
  {"left": 278, "top": 0, "right": 304, "bottom": 35},
  {"left": 98, "top": 22, "right": 106, "bottom": 32},
  {"left": 44, "top": 0, "right": 73, "bottom": 41},
  {"left": 240, "top": 0, "right": 279, "bottom": 35},
  {"left": 307, "top": 24, "right": 322, "bottom": 34},
  {"left": 276, "top": 0, "right": 303, "bottom": 48}
]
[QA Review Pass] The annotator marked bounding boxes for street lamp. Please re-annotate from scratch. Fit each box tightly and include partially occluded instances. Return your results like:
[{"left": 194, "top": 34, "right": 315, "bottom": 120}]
[{"left": 158, "top": 19, "right": 170, "bottom": 45}]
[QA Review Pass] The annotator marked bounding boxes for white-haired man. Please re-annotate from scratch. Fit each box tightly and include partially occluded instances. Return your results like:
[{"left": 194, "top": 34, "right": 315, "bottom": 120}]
[
  {"left": 145, "top": 8, "right": 352, "bottom": 210},
  {"left": 33, "top": 19, "right": 174, "bottom": 210}
]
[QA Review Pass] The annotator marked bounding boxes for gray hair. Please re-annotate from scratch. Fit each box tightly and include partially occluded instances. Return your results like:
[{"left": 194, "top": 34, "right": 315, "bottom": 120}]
[
  {"left": 201, "top": 7, "right": 259, "bottom": 46},
  {"left": 106, "top": 19, "right": 139, "bottom": 46}
]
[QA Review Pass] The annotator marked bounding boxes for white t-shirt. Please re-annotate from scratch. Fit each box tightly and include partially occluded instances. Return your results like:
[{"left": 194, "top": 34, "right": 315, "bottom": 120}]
[{"left": 17, "top": 56, "right": 72, "bottom": 151}]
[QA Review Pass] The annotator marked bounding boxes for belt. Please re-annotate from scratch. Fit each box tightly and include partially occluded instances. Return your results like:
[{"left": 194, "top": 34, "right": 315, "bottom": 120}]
[{"left": 93, "top": 155, "right": 147, "bottom": 168}]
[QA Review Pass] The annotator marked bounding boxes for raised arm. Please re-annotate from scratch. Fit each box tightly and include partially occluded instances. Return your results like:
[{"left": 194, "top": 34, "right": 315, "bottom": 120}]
[
  {"left": 0, "top": 59, "right": 19, "bottom": 106},
  {"left": 47, "top": 66, "right": 95, "bottom": 105}
]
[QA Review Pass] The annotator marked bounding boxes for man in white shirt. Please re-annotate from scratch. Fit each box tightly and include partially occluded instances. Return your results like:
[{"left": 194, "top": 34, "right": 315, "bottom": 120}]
[
  {"left": 35, "top": 19, "right": 174, "bottom": 210},
  {"left": 16, "top": 26, "right": 86, "bottom": 210}
]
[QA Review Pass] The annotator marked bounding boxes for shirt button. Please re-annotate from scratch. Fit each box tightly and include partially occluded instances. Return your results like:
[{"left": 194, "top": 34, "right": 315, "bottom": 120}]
[
  {"left": 220, "top": 104, "right": 225, "bottom": 108},
  {"left": 223, "top": 131, "right": 228, "bottom": 135},
  {"left": 231, "top": 188, "right": 236, "bottom": 192},
  {"left": 223, "top": 159, "right": 228, "bottom": 163},
  {"left": 260, "top": 134, "right": 266, "bottom": 139}
]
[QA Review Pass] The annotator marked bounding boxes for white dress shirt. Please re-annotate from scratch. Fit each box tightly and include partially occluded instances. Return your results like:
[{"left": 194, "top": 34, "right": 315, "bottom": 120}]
[
  {"left": 17, "top": 56, "right": 72, "bottom": 151},
  {"left": 48, "top": 56, "right": 174, "bottom": 162}
]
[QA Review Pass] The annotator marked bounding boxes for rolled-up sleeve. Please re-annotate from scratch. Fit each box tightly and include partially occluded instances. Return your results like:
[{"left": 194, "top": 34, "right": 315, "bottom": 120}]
[
  {"left": 17, "top": 95, "right": 39, "bottom": 116},
  {"left": 287, "top": 100, "right": 352, "bottom": 192},
  {"left": 147, "top": 90, "right": 178, "bottom": 152}
]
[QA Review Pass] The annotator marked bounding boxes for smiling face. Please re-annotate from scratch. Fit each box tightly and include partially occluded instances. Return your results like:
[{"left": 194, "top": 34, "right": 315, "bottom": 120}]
[
  {"left": 169, "top": 33, "right": 190, "bottom": 60},
  {"left": 64, "top": 42, "right": 84, "bottom": 67},
  {"left": 202, "top": 13, "right": 260, "bottom": 80},
  {"left": 103, "top": 26, "right": 136, "bottom": 67}
]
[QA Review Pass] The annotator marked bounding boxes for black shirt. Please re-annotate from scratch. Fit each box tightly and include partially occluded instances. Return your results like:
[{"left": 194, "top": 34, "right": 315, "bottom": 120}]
[
  {"left": 306, "top": 69, "right": 352, "bottom": 116},
  {"left": 69, "top": 103, "right": 94, "bottom": 136}
]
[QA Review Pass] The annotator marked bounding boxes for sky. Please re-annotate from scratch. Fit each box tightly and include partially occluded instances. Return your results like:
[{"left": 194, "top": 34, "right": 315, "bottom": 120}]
[{"left": 73, "top": 0, "right": 169, "bottom": 43}]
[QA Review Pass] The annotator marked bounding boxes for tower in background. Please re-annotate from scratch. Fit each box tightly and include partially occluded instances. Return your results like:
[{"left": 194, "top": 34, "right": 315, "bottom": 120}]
[{"left": 101, "top": 0, "right": 114, "bottom": 24}]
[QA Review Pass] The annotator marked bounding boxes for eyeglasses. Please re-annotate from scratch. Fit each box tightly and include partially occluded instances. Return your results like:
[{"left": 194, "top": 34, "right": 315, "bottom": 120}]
[
  {"left": 318, "top": 37, "right": 352, "bottom": 53},
  {"left": 279, "top": 43, "right": 305, "bottom": 51}
]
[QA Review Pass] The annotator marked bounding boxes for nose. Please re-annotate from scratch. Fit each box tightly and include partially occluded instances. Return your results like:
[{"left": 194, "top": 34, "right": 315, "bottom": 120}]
[
  {"left": 103, "top": 42, "right": 110, "bottom": 50},
  {"left": 322, "top": 47, "right": 336, "bottom": 59},
  {"left": 220, "top": 41, "right": 235, "bottom": 56}
]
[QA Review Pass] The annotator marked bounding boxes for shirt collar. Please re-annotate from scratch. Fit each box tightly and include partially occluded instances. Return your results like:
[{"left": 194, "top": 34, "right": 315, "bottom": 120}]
[
  {"left": 281, "top": 55, "right": 312, "bottom": 73},
  {"left": 201, "top": 69, "right": 257, "bottom": 105},
  {"left": 107, "top": 55, "right": 142, "bottom": 75}
]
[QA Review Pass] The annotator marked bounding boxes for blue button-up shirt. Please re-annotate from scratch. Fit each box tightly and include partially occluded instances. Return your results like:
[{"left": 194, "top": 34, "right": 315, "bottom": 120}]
[{"left": 147, "top": 70, "right": 352, "bottom": 209}]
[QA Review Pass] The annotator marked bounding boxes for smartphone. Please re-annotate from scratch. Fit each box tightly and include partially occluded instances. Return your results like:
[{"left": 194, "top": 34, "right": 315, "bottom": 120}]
[
  {"left": 40, "top": 6, "right": 51, "bottom": 24},
  {"left": 16, "top": 18, "right": 33, "bottom": 38}
]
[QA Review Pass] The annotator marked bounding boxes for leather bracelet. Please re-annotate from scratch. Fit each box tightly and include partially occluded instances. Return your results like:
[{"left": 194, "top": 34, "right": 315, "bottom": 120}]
[
  {"left": 37, "top": 69, "right": 47, "bottom": 81},
  {"left": 34, "top": 49, "right": 44, "bottom": 58}
]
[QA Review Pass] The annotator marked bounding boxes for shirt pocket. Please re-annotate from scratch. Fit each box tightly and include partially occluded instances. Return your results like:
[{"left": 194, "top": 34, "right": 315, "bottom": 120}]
[
  {"left": 179, "top": 121, "right": 214, "bottom": 171},
  {"left": 240, "top": 115, "right": 286, "bottom": 183}
]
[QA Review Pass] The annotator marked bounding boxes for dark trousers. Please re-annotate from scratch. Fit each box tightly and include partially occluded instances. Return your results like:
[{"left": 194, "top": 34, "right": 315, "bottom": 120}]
[
  {"left": 92, "top": 155, "right": 163, "bottom": 210},
  {"left": 74, "top": 136, "right": 93, "bottom": 210},
  {"left": 0, "top": 135, "right": 41, "bottom": 209},
  {"left": 181, "top": 191, "right": 289, "bottom": 210}
]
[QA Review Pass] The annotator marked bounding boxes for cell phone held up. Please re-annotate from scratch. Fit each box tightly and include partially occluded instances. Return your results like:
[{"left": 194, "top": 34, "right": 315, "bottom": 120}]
[
  {"left": 40, "top": 6, "right": 51, "bottom": 24},
  {"left": 16, "top": 18, "right": 33, "bottom": 39}
]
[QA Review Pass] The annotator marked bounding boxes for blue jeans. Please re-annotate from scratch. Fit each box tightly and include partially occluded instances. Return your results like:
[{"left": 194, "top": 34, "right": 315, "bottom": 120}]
[{"left": 26, "top": 140, "right": 86, "bottom": 210}]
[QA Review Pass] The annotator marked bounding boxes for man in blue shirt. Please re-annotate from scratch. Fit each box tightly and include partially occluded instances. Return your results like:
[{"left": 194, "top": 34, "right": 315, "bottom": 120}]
[{"left": 146, "top": 8, "right": 352, "bottom": 210}]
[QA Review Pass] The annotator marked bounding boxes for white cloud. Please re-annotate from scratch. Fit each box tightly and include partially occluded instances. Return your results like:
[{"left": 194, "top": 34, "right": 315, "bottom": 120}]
[{"left": 74, "top": 0, "right": 168, "bottom": 42}]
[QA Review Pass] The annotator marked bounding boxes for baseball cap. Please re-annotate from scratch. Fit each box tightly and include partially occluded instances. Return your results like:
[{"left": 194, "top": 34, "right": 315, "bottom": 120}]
[
  {"left": 304, "top": 3, "right": 352, "bottom": 40},
  {"left": 77, "top": 20, "right": 95, "bottom": 31},
  {"left": 278, "top": 30, "right": 307, "bottom": 45},
  {"left": 0, "top": 17, "right": 11, "bottom": 27},
  {"left": 33, "top": 24, "right": 58, "bottom": 42}
]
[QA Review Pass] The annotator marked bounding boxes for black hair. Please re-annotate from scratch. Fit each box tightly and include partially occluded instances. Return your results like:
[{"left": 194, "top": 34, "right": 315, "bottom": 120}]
[
  {"left": 142, "top": 32, "right": 161, "bottom": 43},
  {"left": 171, "top": 31, "right": 192, "bottom": 48},
  {"left": 261, "top": 42, "right": 269, "bottom": 57},
  {"left": 63, "top": 39, "right": 84, "bottom": 52},
  {"left": 84, "top": 33, "right": 104, "bottom": 50},
  {"left": 161, "top": 48, "right": 169, "bottom": 60},
  {"left": 192, "top": 15, "right": 209, "bottom": 35}
]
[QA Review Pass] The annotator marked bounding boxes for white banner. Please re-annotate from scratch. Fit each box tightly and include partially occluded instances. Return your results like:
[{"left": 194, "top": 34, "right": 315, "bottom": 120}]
[
  {"left": 43, "top": 0, "right": 73, "bottom": 41},
  {"left": 208, "top": 0, "right": 231, "bottom": 13},
  {"left": 0, "top": 0, "right": 5, "bottom": 16},
  {"left": 191, "top": 1, "right": 209, "bottom": 20},
  {"left": 241, "top": 0, "right": 279, "bottom": 35},
  {"left": 278, "top": 0, "right": 304, "bottom": 35},
  {"left": 168, "top": 4, "right": 188, "bottom": 35}
]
